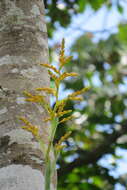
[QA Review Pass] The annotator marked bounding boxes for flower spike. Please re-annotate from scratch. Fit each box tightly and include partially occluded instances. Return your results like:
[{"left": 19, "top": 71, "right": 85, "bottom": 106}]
[{"left": 20, "top": 38, "right": 90, "bottom": 190}]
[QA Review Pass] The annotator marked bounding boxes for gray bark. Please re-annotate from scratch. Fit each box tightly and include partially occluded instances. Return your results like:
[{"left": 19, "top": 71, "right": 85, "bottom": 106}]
[{"left": 0, "top": 0, "right": 55, "bottom": 189}]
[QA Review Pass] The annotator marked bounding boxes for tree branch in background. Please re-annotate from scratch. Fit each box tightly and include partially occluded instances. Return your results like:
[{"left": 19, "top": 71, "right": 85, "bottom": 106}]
[{"left": 58, "top": 121, "right": 127, "bottom": 177}]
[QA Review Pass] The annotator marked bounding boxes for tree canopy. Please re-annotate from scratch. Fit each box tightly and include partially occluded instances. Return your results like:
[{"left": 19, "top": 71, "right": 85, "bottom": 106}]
[{"left": 44, "top": 0, "right": 124, "bottom": 37}]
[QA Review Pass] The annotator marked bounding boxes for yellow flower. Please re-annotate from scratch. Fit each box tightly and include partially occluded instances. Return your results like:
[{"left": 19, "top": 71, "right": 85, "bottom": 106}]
[
  {"left": 55, "top": 99, "right": 67, "bottom": 113},
  {"left": 19, "top": 117, "right": 31, "bottom": 126},
  {"left": 59, "top": 38, "right": 65, "bottom": 58},
  {"left": 58, "top": 39, "right": 73, "bottom": 69},
  {"left": 48, "top": 70, "right": 59, "bottom": 88},
  {"left": 20, "top": 117, "right": 39, "bottom": 137},
  {"left": 55, "top": 144, "right": 66, "bottom": 151},
  {"left": 58, "top": 72, "right": 78, "bottom": 81},
  {"left": 23, "top": 91, "right": 45, "bottom": 103},
  {"left": 48, "top": 70, "right": 58, "bottom": 80},
  {"left": 57, "top": 110, "right": 72, "bottom": 117},
  {"left": 69, "top": 87, "right": 90, "bottom": 97},
  {"left": 43, "top": 117, "right": 52, "bottom": 122},
  {"left": 40, "top": 63, "right": 60, "bottom": 75},
  {"left": 26, "top": 94, "right": 44, "bottom": 103},
  {"left": 59, "top": 115, "right": 73, "bottom": 124},
  {"left": 36, "top": 87, "right": 56, "bottom": 96},
  {"left": 59, "top": 56, "right": 73, "bottom": 69},
  {"left": 68, "top": 96, "right": 83, "bottom": 101},
  {"left": 23, "top": 91, "right": 33, "bottom": 98},
  {"left": 22, "top": 125, "right": 39, "bottom": 137},
  {"left": 55, "top": 131, "right": 71, "bottom": 149}
]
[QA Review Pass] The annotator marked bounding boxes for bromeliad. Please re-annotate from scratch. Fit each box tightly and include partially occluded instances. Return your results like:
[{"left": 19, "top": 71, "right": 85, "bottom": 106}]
[{"left": 20, "top": 39, "right": 90, "bottom": 190}]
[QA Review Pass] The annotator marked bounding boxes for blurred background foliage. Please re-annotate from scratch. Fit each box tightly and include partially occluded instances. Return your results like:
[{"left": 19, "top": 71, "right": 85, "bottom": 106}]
[{"left": 44, "top": 0, "right": 127, "bottom": 189}]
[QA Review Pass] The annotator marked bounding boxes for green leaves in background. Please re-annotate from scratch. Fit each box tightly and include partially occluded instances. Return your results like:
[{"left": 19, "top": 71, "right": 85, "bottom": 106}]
[
  {"left": 44, "top": 0, "right": 124, "bottom": 37},
  {"left": 56, "top": 26, "right": 127, "bottom": 190},
  {"left": 118, "top": 24, "right": 127, "bottom": 45}
]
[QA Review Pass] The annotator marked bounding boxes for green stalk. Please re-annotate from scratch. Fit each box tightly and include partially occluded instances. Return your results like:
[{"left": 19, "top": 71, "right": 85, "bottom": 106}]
[
  {"left": 45, "top": 117, "right": 58, "bottom": 161},
  {"left": 44, "top": 117, "right": 58, "bottom": 190},
  {"left": 44, "top": 71, "right": 60, "bottom": 190},
  {"left": 45, "top": 159, "right": 51, "bottom": 190}
]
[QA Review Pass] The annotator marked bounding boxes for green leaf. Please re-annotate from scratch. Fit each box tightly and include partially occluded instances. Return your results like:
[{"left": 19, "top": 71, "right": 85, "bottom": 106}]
[
  {"left": 90, "top": 0, "right": 104, "bottom": 10},
  {"left": 117, "top": 4, "right": 123, "bottom": 13},
  {"left": 118, "top": 24, "right": 127, "bottom": 45},
  {"left": 78, "top": 0, "right": 86, "bottom": 12},
  {"left": 68, "top": 173, "right": 80, "bottom": 182}
]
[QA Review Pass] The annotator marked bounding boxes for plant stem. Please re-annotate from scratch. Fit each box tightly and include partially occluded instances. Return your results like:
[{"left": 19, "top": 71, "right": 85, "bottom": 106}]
[
  {"left": 44, "top": 117, "right": 58, "bottom": 190},
  {"left": 45, "top": 159, "right": 51, "bottom": 190}
]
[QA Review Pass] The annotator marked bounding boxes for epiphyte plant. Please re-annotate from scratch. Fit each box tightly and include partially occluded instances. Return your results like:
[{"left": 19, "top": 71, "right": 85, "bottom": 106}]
[{"left": 20, "top": 39, "right": 90, "bottom": 190}]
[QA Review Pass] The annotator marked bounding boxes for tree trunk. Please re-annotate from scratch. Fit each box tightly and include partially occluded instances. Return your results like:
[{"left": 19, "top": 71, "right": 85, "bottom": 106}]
[{"left": 0, "top": 0, "right": 55, "bottom": 189}]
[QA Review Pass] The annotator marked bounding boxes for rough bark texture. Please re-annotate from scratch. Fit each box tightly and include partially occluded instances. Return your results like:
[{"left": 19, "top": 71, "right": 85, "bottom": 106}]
[{"left": 0, "top": 0, "right": 55, "bottom": 189}]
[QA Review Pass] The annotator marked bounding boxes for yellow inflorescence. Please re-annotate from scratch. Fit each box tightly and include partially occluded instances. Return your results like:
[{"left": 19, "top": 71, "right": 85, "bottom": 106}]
[
  {"left": 59, "top": 115, "right": 73, "bottom": 124},
  {"left": 36, "top": 87, "right": 56, "bottom": 96},
  {"left": 56, "top": 99, "right": 67, "bottom": 113},
  {"left": 57, "top": 110, "right": 72, "bottom": 117},
  {"left": 23, "top": 91, "right": 34, "bottom": 98},
  {"left": 55, "top": 144, "right": 66, "bottom": 151},
  {"left": 24, "top": 91, "right": 45, "bottom": 103},
  {"left": 58, "top": 72, "right": 78, "bottom": 81},
  {"left": 26, "top": 95, "right": 44, "bottom": 103},
  {"left": 59, "top": 39, "right": 73, "bottom": 69},
  {"left": 59, "top": 56, "right": 73, "bottom": 69},
  {"left": 22, "top": 125, "right": 39, "bottom": 137},
  {"left": 40, "top": 63, "right": 60, "bottom": 75},
  {"left": 48, "top": 70, "right": 58, "bottom": 80},
  {"left": 68, "top": 96, "right": 83, "bottom": 101},
  {"left": 55, "top": 131, "right": 71, "bottom": 151},
  {"left": 59, "top": 38, "right": 65, "bottom": 60},
  {"left": 19, "top": 117, "right": 31, "bottom": 126},
  {"left": 21, "top": 38, "right": 90, "bottom": 164},
  {"left": 69, "top": 87, "right": 90, "bottom": 98},
  {"left": 19, "top": 117, "right": 39, "bottom": 137},
  {"left": 43, "top": 117, "right": 52, "bottom": 122}
]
